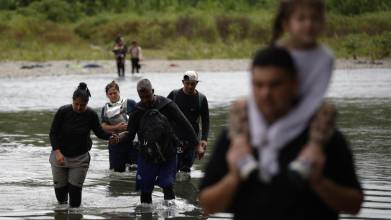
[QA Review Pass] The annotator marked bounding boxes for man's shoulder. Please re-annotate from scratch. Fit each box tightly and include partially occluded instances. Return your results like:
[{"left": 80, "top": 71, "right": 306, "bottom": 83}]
[
  {"left": 155, "top": 95, "right": 173, "bottom": 107},
  {"left": 56, "top": 105, "right": 72, "bottom": 117},
  {"left": 167, "top": 89, "right": 182, "bottom": 99},
  {"left": 197, "top": 91, "right": 207, "bottom": 100}
]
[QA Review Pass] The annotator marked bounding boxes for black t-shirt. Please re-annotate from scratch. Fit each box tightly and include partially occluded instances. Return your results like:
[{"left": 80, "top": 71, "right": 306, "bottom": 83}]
[
  {"left": 167, "top": 89, "right": 209, "bottom": 141},
  {"left": 200, "top": 128, "right": 362, "bottom": 220},
  {"left": 49, "top": 105, "right": 111, "bottom": 157}
]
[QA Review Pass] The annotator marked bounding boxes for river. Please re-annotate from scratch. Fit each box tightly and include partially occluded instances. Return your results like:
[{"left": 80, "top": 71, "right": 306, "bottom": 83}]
[{"left": 0, "top": 69, "right": 390, "bottom": 219}]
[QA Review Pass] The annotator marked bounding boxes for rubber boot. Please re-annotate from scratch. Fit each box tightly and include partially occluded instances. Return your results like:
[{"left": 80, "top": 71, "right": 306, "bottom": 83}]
[
  {"left": 54, "top": 185, "right": 68, "bottom": 204},
  {"left": 68, "top": 184, "right": 82, "bottom": 208}
]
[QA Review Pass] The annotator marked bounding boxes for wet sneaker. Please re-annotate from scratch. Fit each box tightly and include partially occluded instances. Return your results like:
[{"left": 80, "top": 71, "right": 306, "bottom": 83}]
[{"left": 176, "top": 172, "right": 191, "bottom": 182}]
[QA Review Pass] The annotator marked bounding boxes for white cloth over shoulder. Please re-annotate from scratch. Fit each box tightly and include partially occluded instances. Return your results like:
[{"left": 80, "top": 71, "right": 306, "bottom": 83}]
[{"left": 248, "top": 46, "right": 334, "bottom": 182}]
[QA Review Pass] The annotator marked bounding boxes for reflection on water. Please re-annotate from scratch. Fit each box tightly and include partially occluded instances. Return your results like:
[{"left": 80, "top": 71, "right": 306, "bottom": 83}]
[{"left": 0, "top": 69, "right": 391, "bottom": 219}]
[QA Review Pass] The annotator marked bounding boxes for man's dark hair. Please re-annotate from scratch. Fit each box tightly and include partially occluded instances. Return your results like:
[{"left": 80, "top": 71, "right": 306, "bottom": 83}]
[{"left": 251, "top": 47, "right": 297, "bottom": 78}]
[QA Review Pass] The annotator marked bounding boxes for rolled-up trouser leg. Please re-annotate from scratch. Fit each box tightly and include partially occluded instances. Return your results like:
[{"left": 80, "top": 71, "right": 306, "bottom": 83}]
[
  {"left": 163, "top": 185, "right": 175, "bottom": 200},
  {"left": 68, "top": 184, "right": 82, "bottom": 207}
]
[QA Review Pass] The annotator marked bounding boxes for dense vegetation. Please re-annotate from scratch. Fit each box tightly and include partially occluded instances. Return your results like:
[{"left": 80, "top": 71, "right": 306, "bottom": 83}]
[{"left": 0, "top": 0, "right": 390, "bottom": 60}]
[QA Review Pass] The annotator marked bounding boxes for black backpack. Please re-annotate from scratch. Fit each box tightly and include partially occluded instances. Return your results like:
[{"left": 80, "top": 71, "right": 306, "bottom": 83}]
[{"left": 138, "top": 101, "right": 176, "bottom": 164}]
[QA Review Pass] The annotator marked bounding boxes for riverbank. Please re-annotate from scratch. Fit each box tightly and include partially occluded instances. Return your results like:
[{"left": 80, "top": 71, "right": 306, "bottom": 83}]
[{"left": 0, "top": 58, "right": 390, "bottom": 78}]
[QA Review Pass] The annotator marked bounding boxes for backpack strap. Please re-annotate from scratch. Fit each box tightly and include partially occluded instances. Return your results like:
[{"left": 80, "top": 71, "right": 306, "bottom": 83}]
[
  {"left": 197, "top": 91, "right": 204, "bottom": 113},
  {"left": 171, "top": 89, "right": 180, "bottom": 103}
]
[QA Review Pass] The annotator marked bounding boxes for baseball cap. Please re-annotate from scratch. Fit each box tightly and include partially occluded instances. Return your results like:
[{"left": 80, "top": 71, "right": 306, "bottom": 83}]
[{"left": 183, "top": 70, "right": 199, "bottom": 82}]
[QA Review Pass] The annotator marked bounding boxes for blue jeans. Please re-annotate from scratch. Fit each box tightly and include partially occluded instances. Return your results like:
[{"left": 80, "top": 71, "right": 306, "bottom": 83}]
[{"left": 136, "top": 155, "right": 177, "bottom": 193}]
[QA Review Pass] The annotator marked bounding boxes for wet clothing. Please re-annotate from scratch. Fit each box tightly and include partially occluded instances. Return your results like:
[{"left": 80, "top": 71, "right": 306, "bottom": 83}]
[
  {"left": 168, "top": 89, "right": 209, "bottom": 172},
  {"left": 50, "top": 105, "right": 111, "bottom": 157},
  {"left": 50, "top": 152, "right": 89, "bottom": 207},
  {"left": 200, "top": 128, "right": 362, "bottom": 220},
  {"left": 129, "top": 46, "right": 142, "bottom": 74},
  {"left": 49, "top": 105, "right": 111, "bottom": 207},
  {"left": 50, "top": 152, "right": 90, "bottom": 188},
  {"left": 128, "top": 95, "right": 198, "bottom": 196},
  {"left": 167, "top": 89, "right": 209, "bottom": 141},
  {"left": 131, "top": 58, "right": 140, "bottom": 74},
  {"left": 113, "top": 44, "right": 127, "bottom": 77},
  {"left": 101, "top": 99, "right": 137, "bottom": 172},
  {"left": 116, "top": 62, "right": 125, "bottom": 77},
  {"left": 128, "top": 95, "right": 199, "bottom": 159},
  {"left": 136, "top": 155, "right": 177, "bottom": 192}
]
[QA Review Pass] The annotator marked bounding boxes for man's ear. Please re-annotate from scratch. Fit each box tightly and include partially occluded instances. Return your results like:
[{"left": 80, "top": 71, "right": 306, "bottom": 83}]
[{"left": 152, "top": 89, "right": 155, "bottom": 94}]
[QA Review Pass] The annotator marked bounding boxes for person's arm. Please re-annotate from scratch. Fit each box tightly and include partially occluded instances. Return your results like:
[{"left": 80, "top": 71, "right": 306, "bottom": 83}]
[
  {"left": 100, "top": 107, "right": 127, "bottom": 133},
  {"left": 127, "top": 110, "right": 139, "bottom": 141},
  {"left": 299, "top": 133, "right": 363, "bottom": 215},
  {"left": 311, "top": 177, "right": 363, "bottom": 214},
  {"left": 49, "top": 107, "right": 65, "bottom": 151},
  {"left": 167, "top": 102, "right": 199, "bottom": 149},
  {"left": 200, "top": 95, "right": 210, "bottom": 144},
  {"left": 200, "top": 172, "right": 240, "bottom": 215},
  {"left": 101, "top": 122, "right": 127, "bottom": 133},
  {"left": 91, "top": 111, "right": 111, "bottom": 140},
  {"left": 49, "top": 107, "right": 66, "bottom": 165},
  {"left": 199, "top": 131, "right": 252, "bottom": 214}
]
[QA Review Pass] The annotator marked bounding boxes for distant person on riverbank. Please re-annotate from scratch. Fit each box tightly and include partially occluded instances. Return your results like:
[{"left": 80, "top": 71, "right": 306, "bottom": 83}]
[
  {"left": 199, "top": 47, "right": 363, "bottom": 219},
  {"left": 167, "top": 71, "right": 209, "bottom": 181},
  {"left": 126, "top": 79, "right": 200, "bottom": 204},
  {"left": 112, "top": 36, "right": 127, "bottom": 77},
  {"left": 101, "top": 81, "right": 137, "bottom": 172},
  {"left": 129, "top": 41, "right": 142, "bottom": 74},
  {"left": 49, "top": 82, "right": 118, "bottom": 208}
]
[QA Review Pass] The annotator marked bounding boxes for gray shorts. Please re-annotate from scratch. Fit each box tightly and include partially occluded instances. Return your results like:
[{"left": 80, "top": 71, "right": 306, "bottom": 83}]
[{"left": 49, "top": 151, "right": 90, "bottom": 188}]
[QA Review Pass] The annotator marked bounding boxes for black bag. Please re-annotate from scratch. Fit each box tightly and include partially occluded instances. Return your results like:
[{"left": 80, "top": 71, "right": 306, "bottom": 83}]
[{"left": 138, "top": 101, "right": 176, "bottom": 164}]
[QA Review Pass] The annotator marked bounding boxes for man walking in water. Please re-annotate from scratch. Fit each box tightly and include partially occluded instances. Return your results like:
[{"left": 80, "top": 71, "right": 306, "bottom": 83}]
[
  {"left": 168, "top": 71, "right": 209, "bottom": 181},
  {"left": 199, "top": 47, "right": 363, "bottom": 219},
  {"left": 127, "top": 79, "right": 201, "bottom": 204}
]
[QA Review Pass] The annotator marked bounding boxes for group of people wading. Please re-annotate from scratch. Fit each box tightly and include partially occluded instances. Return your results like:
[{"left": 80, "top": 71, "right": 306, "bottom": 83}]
[
  {"left": 49, "top": 0, "right": 364, "bottom": 219},
  {"left": 49, "top": 71, "right": 209, "bottom": 208}
]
